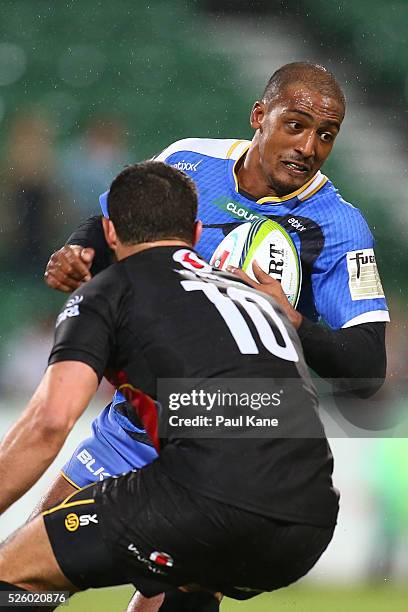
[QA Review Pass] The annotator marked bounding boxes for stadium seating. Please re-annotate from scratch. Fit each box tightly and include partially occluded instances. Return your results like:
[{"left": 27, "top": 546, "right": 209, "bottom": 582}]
[{"left": 0, "top": 0, "right": 405, "bottom": 347}]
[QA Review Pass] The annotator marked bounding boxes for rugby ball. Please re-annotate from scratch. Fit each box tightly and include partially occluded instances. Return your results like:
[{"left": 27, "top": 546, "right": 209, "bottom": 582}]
[{"left": 210, "top": 219, "right": 301, "bottom": 307}]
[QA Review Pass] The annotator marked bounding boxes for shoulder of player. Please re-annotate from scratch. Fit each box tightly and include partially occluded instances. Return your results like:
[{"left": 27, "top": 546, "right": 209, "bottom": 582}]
[
  {"left": 309, "top": 178, "right": 372, "bottom": 234},
  {"left": 71, "top": 263, "right": 127, "bottom": 313},
  {"left": 154, "top": 137, "right": 250, "bottom": 162}
]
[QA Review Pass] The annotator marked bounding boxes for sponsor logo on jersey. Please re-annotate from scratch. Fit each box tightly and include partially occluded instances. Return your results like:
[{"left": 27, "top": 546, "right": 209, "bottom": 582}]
[
  {"left": 212, "top": 196, "right": 265, "bottom": 223},
  {"left": 173, "top": 249, "right": 211, "bottom": 272},
  {"left": 149, "top": 551, "right": 174, "bottom": 568},
  {"left": 64, "top": 512, "right": 98, "bottom": 532},
  {"left": 226, "top": 202, "right": 261, "bottom": 222},
  {"left": 287, "top": 217, "right": 307, "bottom": 232},
  {"left": 346, "top": 249, "right": 385, "bottom": 300},
  {"left": 182, "top": 252, "right": 205, "bottom": 269},
  {"left": 56, "top": 295, "right": 83, "bottom": 328},
  {"left": 66, "top": 295, "right": 83, "bottom": 307},
  {"left": 173, "top": 160, "right": 202, "bottom": 172},
  {"left": 76, "top": 448, "right": 111, "bottom": 480}
]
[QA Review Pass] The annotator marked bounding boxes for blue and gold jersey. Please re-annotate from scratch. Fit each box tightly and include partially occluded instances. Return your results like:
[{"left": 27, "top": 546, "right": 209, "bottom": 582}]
[
  {"left": 100, "top": 137, "right": 389, "bottom": 330},
  {"left": 60, "top": 137, "right": 390, "bottom": 489}
]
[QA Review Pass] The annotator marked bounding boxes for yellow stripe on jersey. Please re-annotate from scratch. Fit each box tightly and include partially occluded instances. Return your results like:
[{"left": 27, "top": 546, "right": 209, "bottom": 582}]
[
  {"left": 257, "top": 173, "right": 319, "bottom": 204},
  {"left": 226, "top": 139, "right": 246, "bottom": 160},
  {"left": 231, "top": 144, "right": 251, "bottom": 191},
  {"left": 298, "top": 175, "right": 329, "bottom": 202},
  {"left": 229, "top": 143, "right": 327, "bottom": 204}
]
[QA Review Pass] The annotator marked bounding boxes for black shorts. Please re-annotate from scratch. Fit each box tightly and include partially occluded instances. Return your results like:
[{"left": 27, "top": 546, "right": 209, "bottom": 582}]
[{"left": 43, "top": 463, "right": 334, "bottom": 600}]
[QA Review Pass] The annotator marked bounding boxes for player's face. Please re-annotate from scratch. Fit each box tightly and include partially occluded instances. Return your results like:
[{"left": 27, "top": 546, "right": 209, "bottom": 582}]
[{"left": 251, "top": 84, "right": 344, "bottom": 196}]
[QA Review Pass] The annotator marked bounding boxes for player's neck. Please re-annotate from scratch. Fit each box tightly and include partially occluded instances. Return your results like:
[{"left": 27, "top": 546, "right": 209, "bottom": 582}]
[
  {"left": 237, "top": 143, "right": 279, "bottom": 200},
  {"left": 116, "top": 240, "right": 192, "bottom": 261}
]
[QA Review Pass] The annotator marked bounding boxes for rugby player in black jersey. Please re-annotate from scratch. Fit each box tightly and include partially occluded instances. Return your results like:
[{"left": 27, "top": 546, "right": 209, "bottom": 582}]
[
  {"left": 0, "top": 162, "right": 339, "bottom": 610},
  {"left": 39, "top": 63, "right": 388, "bottom": 612}
]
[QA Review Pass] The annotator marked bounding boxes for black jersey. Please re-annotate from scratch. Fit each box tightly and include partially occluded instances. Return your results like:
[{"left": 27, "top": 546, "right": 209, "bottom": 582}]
[{"left": 49, "top": 246, "right": 339, "bottom": 527}]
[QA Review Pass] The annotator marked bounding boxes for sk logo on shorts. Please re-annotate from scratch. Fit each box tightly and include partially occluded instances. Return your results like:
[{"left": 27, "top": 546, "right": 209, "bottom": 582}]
[
  {"left": 64, "top": 512, "right": 98, "bottom": 532},
  {"left": 65, "top": 513, "right": 80, "bottom": 532}
]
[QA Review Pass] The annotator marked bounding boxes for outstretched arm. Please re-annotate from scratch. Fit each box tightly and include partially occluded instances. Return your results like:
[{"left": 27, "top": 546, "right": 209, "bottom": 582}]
[{"left": 0, "top": 361, "right": 98, "bottom": 514}]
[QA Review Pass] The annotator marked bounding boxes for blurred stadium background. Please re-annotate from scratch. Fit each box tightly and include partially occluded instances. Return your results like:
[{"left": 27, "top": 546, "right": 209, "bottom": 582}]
[{"left": 0, "top": 0, "right": 407, "bottom": 609}]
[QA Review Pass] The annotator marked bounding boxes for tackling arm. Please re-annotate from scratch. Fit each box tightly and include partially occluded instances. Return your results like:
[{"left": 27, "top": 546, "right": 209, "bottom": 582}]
[
  {"left": 0, "top": 361, "right": 98, "bottom": 514},
  {"left": 44, "top": 216, "right": 114, "bottom": 292},
  {"left": 298, "top": 319, "right": 386, "bottom": 398},
  {"left": 66, "top": 215, "right": 114, "bottom": 275},
  {"left": 228, "top": 263, "right": 386, "bottom": 398}
]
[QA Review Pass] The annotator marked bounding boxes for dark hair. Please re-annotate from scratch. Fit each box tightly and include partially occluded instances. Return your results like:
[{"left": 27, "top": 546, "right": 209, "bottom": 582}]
[
  {"left": 262, "top": 62, "right": 346, "bottom": 111},
  {"left": 107, "top": 161, "right": 198, "bottom": 245}
]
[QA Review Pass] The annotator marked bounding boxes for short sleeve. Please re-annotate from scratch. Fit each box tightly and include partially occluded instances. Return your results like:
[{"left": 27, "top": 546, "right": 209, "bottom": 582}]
[
  {"left": 99, "top": 190, "right": 109, "bottom": 218},
  {"left": 66, "top": 215, "right": 114, "bottom": 275},
  {"left": 312, "top": 210, "right": 389, "bottom": 329},
  {"left": 48, "top": 273, "right": 117, "bottom": 380}
]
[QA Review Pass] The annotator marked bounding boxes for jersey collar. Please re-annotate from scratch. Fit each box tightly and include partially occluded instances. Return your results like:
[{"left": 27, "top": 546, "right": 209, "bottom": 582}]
[{"left": 228, "top": 141, "right": 328, "bottom": 205}]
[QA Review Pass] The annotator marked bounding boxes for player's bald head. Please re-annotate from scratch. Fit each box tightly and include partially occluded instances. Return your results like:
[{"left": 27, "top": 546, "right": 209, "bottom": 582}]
[{"left": 262, "top": 62, "right": 345, "bottom": 115}]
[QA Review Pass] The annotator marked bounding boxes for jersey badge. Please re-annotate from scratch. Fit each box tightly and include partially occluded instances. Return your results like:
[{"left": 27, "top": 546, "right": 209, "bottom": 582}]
[{"left": 346, "top": 249, "right": 385, "bottom": 300}]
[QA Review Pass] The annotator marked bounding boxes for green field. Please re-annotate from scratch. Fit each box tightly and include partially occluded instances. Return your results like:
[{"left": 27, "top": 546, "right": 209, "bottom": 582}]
[{"left": 66, "top": 584, "right": 408, "bottom": 611}]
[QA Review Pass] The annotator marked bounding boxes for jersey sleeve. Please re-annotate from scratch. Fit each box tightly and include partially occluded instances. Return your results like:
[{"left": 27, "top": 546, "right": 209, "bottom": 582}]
[
  {"left": 99, "top": 190, "right": 109, "bottom": 218},
  {"left": 153, "top": 138, "right": 193, "bottom": 162},
  {"left": 312, "top": 209, "right": 389, "bottom": 329},
  {"left": 48, "top": 272, "right": 117, "bottom": 381},
  {"left": 66, "top": 215, "right": 114, "bottom": 275}
]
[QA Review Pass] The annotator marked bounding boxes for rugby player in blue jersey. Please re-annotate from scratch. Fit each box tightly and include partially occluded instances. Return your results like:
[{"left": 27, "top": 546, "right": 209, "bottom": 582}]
[{"left": 41, "top": 62, "right": 388, "bottom": 612}]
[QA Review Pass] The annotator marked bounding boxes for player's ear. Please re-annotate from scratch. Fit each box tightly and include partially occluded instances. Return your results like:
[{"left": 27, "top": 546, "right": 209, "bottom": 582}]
[
  {"left": 250, "top": 101, "right": 266, "bottom": 130},
  {"left": 192, "top": 220, "right": 203, "bottom": 247},
  {"left": 102, "top": 217, "right": 118, "bottom": 250}
]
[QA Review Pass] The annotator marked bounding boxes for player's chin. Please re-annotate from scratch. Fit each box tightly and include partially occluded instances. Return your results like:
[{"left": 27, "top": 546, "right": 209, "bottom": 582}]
[{"left": 269, "top": 170, "right": 310, "bottom": 196}]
